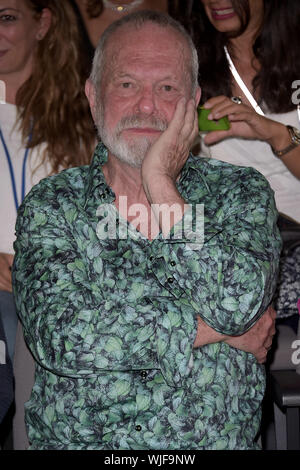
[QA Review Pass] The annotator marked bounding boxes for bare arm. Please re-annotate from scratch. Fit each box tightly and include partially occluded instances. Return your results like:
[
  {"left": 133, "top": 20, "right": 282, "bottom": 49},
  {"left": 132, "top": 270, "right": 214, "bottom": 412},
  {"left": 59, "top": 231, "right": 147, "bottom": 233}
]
[
  {"left": 203, "top": 96, "right": 300, "bottom": 179},
  {"left": 0, "top": 253, "right": 14, "bottom": 292}
]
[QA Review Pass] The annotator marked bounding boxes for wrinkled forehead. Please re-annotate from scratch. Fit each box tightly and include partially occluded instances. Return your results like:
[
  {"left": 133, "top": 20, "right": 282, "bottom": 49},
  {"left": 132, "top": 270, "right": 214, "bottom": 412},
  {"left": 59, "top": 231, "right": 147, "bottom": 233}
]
[{"left": 103, "top": 23, "right": 192, "bottom": 73}]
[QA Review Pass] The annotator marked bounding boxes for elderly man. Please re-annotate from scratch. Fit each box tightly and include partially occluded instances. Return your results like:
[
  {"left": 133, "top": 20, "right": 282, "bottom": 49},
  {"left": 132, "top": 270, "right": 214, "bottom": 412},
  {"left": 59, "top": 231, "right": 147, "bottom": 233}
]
[{"left": 13, "top": 11, "right": 281, "bottom": 450}]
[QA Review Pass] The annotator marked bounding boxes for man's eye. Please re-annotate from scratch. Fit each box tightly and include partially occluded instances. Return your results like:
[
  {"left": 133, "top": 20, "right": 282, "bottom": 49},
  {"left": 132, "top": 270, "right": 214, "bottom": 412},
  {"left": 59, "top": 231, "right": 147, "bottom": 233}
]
[
  {"left": 121, "top": 82, "right": 132, "bottom": 89},
  {"left": 163, "top": 85, "right": 173, "bottom": 92}
]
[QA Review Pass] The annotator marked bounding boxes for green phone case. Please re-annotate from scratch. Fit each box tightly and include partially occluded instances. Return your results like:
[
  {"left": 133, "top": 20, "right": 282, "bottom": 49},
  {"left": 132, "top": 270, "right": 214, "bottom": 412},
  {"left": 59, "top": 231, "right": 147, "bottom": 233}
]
[{"left": 198, "top": 106, "right": 230, "bottom": 132}]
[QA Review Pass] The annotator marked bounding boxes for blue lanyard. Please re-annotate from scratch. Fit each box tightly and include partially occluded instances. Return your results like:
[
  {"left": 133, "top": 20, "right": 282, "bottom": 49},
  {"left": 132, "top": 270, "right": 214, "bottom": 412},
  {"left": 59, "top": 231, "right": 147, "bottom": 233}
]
[{"left": 0, "top": 126, "right": 31, "bottom": 212}]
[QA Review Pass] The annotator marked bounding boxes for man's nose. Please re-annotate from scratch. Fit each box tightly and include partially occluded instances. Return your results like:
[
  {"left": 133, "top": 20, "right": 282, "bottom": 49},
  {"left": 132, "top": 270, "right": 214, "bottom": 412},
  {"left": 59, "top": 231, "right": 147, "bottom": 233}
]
[{"left": 135, "top": 86, "right": 156, "bottom": 115}]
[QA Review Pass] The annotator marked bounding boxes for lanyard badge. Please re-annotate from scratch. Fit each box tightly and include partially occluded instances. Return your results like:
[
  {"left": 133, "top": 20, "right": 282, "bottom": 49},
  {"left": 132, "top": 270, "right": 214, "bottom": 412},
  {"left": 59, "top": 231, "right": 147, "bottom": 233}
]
[{"left": 0, "top": 127, "right": 32, "bottom": 212}]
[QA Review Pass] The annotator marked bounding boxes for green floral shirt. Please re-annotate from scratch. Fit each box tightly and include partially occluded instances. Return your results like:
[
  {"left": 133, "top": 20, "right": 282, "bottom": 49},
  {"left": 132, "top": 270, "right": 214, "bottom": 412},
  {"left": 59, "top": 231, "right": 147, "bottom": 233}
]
[{"left": 13, "top": 143, "right": 281, "bottom": 450}]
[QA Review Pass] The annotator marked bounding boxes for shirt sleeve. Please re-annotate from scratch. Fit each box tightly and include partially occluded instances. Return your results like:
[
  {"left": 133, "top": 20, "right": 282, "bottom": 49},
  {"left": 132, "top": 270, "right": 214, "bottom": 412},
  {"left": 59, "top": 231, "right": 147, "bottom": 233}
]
[
  {"left": 148, "top": 168, "right": 282, "bottom": 387},
  {"left": 12, "top": 184, "right": 159, "bottom": 379}
]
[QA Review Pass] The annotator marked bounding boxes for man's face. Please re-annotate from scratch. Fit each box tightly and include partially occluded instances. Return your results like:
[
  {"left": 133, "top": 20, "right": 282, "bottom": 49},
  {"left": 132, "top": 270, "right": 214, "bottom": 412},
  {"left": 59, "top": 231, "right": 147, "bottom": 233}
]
[{"left": 93, "top": 23, "right": 194, "bottom": 168}]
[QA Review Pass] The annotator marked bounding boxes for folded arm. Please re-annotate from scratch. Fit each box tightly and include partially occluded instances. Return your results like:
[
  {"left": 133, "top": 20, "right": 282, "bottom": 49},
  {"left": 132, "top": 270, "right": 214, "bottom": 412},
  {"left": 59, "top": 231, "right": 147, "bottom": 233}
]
[
  {"left": 146, "top": 161, "right": 281, "bottom": 385},
  {"left": 193, "top": 306, "right": 276, "bottom": 364}
]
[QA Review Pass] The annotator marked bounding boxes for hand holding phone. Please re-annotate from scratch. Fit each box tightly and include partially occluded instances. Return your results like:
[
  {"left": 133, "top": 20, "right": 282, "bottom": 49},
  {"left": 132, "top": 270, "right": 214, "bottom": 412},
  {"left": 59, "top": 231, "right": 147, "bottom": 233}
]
[{"left": 198, "top": 106, "right": 230, "bottom": 132}]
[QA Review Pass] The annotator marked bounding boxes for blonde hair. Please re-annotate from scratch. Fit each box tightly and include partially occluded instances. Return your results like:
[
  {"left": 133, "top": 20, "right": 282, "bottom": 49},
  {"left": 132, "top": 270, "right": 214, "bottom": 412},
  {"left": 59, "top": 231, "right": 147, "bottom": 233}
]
[{"left": 16, "top": 0, "right": 96, "bottom": 173}]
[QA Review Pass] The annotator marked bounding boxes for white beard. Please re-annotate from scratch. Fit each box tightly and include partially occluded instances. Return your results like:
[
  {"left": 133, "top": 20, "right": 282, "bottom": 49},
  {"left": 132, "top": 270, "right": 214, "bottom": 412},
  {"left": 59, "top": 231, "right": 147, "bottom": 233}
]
[{"left": 95, "top": 101, "right": 168, "bottom": 168}]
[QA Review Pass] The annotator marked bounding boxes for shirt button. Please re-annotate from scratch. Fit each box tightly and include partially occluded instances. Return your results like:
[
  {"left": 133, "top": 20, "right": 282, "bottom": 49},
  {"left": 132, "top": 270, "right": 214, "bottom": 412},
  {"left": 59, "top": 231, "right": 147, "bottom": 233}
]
[
  {"left": 135, "top": 425, "right": 142, "bottom": 432},
  {"left": 170, "top": 261, "right": 176, "bottom": 267},
  {"left": 140, "top": 370, "right": 148, "bottom": 379},
  {"left": 149, "top": 255, "right": 154, "bottom": 261},
  {"left": 167, "top": 277, "right": 174, "bottom": 283}
]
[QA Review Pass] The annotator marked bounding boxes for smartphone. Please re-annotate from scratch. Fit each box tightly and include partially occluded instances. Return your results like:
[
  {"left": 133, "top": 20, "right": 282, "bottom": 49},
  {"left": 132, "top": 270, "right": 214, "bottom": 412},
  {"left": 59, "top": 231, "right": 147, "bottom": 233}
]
[{"left": 198, "top": 106, "right": 230, "bottom": 132}]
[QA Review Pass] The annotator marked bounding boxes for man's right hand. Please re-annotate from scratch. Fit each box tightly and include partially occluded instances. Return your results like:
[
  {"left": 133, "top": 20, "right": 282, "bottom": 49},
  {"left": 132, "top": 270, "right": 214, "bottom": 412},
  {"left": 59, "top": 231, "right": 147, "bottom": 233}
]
[
  {"left": 0, "top": 252, "right": 14, "bottom": 292},
  {"left": 225, "top": 306, "right": 277, "bottom": 363},
  {"left": 141, "top": 98, "right": 199, "bottom": 237},
  {"left": 141, "top": 97, "right": 199, "bottom": 190}
]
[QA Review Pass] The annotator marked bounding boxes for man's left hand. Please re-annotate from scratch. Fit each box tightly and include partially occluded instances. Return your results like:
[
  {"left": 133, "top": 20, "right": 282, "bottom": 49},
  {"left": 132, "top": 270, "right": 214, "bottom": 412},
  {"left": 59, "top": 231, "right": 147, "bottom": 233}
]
[{"left": 225, "top": 305, "right": 277, "bottom": 363}]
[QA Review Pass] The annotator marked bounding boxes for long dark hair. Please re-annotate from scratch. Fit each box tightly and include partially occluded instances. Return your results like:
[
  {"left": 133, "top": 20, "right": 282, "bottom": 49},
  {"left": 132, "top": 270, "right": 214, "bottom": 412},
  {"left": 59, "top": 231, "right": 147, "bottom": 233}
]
[{"left": 186, "top": 0, "right": 300, "bottom": 113}]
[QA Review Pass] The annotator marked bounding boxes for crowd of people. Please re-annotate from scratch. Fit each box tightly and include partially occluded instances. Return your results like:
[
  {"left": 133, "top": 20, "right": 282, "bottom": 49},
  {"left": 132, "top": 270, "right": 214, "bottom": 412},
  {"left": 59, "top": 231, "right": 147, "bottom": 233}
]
[{"left": 0, "top": 0, "right": 299, "bottom": 451}]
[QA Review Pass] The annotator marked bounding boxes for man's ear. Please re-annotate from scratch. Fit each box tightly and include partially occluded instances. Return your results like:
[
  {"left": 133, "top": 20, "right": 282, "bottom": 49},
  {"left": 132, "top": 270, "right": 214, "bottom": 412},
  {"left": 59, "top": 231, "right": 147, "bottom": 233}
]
[
  {"left": 195, "top": 86, "right": 201, "bottom": 107},
  {"left": 85, "top": 79, "right": 97, "bottom": 121},
  {"left": 36, "top": 8, "right": 52, "bottom": 40}
]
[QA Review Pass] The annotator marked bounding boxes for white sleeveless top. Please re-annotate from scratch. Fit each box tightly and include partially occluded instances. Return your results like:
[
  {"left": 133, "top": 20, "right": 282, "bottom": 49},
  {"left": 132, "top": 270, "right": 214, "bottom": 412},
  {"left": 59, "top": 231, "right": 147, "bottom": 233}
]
[
  {"left": 200, "top": 108, "right": 300, "bottom": 223},
  {"left": 0, "top": 103, "right": 51, "bottom": 254}
]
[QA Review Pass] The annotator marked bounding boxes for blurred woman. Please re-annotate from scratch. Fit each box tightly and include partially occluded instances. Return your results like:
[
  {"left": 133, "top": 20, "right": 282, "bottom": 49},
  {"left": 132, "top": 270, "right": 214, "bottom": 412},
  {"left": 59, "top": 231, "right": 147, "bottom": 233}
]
[
  {"left": 185, "top": 0, "right": 300, "bottom": 369},
  {"left": 0, "top": 0, "right": 96, "bottom": 361},
  {"left": 189, "top": 0, "right": 300, "bottom": 211}
]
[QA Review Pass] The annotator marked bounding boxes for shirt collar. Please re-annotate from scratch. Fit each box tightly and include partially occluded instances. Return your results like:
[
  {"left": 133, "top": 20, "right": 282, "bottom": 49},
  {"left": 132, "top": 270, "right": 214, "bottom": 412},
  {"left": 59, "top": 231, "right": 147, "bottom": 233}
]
[
  {"left": 83, "top": 142, "right": 202, "bottom": 210},
  {"left": 83, "top": 142, "right": 115, "bottom": 210},
  {"left": 179, "top": 153, "right": 196, "bottom": 182}
]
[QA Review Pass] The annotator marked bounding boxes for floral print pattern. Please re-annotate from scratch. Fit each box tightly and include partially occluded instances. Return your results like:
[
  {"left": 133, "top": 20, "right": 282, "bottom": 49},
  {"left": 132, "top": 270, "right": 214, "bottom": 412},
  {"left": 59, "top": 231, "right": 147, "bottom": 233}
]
[{"left": 13, "top": 143, "right": 282, "bottom": 450}]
